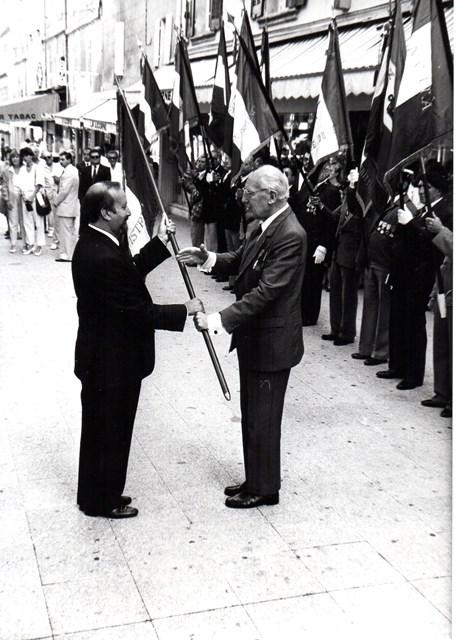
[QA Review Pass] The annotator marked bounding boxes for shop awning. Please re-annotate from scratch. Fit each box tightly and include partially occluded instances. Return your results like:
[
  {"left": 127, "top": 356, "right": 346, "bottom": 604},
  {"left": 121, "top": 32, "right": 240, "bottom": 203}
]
[
  {"left": 81, "top": 98, "right": 117, "bottom": 134},
  {"left": 54, "top": 87, "right": 140, "bottom": 132},
  {"left": 54, "top": 90, "right": 115, "bottom": 128},
  {"left": 0, "top": 92, "right": 59, "bottom": 123}
]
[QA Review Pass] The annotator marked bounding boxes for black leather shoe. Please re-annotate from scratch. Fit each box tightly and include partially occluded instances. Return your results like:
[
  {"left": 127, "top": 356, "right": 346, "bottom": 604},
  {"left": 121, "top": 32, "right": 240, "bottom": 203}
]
[
  {"left": 222, "top": 285, "right": 234, "bottom": 292},
  {"left": 440, "top": 406, "right": 452, "bottom": 418},
  {"left": 376, "top": 369, "right": 402, "bottom": 379},
  {"left": 396, "top": 379, "right": 421, "bottom": 390},
  {"left": 321, "top": 333, "right": 336, "bottom": 341},
  {"left": 421, "top": 396, "right": 447, "bottom": 408},
  {"left": 225, "top": 491, "right": 279, "bottom": 509},
  {"left": 224, "top": 482, "right": 246, "bottom": 497},
  {"left": 333, "top": 338, "right": 354, "bottom": 346},
  {"left": 352, "top": 352, "right": 369, "bottom": 360},
  {"left": 364, "top": 357, "right": 388, "bottom": 366},
  {"left": 84, "top": 505, "right": 138, "bottom": 518}
]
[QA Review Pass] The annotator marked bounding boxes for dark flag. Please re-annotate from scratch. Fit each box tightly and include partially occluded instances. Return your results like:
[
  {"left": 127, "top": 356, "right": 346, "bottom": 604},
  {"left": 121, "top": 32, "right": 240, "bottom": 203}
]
[
  {"left": 208, "top": 26, "right": 231, "bottom": 148},
  {"left": 117, "top": 94, "right": 157, "bottom": 251},
  {"left": 311, "top": 20, "right": 353, "bottom": 169},
  {"left": 357, "top": 0, "right": 406, "bottom": 214},
  {"left": 227, "top": 11, "right": 282, "bottom": 175},
  {"left": 385, "top": 0, "right": 453, "bottom": 182},
  {"left": 137, "top": 55, "right": 170, "bottom": 149},
  {"left": 169, "top": 38, "right": 202, "bottom": 170}
]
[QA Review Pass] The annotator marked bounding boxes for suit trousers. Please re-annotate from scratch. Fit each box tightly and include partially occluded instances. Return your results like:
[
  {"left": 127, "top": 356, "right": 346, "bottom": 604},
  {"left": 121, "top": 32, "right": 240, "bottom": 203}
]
[
  {"left": 329, "top": 262, "right": 359, "bottom": 340},
  {"left": 358, "top": 266, "right": 391, "bottom": 359},
  {"left": 57, "top": 216, "right": 78, "bottom": 258},
  {"left": 433, "top": 303, "right": 452, "bottom": 403},
  {"left": 389, "top": 284, "right": 432, "bottom": 384},
  {"left": 238, "top": 357, "right": 290, "bottom": 495},
  {"left": 225, "top": 229, "right": 241, "bottom": 287},
  {"left": 190, "top": 219, "right": 205, "bottom": 247},
  {"left": 301, "top": 258, "right": 325, "bottom": 325},
  {"left": 77, "top": 379, "right": 141, "bottom": 513}
]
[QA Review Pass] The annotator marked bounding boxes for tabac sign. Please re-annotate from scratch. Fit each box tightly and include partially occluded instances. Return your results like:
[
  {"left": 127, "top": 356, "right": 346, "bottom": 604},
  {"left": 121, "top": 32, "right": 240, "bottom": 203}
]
[{"left": 0, "top": 92, "right": 59, "bottom": 123}]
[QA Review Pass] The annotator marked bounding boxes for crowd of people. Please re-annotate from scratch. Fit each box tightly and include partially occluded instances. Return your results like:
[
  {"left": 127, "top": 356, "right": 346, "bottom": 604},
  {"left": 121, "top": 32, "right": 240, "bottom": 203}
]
[
  {"left": 181, "top": 146, "right": 453, "bottom": 419},
  {"left": 0, "top": 143, "right": 121, "bottom": 261},
  {"left": 0, "top": 140, "right": 452, "bottom": 424}
]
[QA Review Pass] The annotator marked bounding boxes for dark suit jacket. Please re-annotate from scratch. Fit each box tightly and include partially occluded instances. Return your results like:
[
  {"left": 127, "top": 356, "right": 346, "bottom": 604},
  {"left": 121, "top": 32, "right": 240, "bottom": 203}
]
[
  {"left": 72, "top": 227, "right": 187, "bottom": 387},
  {"left": 78, "top": 164, "right": 111, "bottom": 200},
  {"left": 213, "top": 207, "right": 307, "bottom": 372}
]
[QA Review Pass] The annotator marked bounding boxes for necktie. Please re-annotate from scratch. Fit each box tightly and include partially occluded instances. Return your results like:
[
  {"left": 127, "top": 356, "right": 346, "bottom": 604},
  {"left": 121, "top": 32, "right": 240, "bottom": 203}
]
[{"left": 92, "top": 166, "right": 97, "bottom": 180}]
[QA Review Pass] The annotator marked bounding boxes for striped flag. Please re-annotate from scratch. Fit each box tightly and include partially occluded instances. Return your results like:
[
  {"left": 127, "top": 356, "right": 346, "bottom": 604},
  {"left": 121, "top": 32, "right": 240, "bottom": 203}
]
[
  {"left": 385, "top": 0, "right": 453, "bottom": 181},
  {"left": 311, "top": 20, "right": 353, "bottom": 169},
  {"left": 208, "top": 26, "right": 231, "bottom": 149},
  {"left": 357, "top": 0, "right": 406, "bottom": 214},
  {"left": 117, "top": 96, "right": 156, "bottom": 253},
  {"left": 227, "top": 11, "right": 281, "bottom": 175},
  {"left": 169, "top": 38, "right": 202, "bottom": 170},
  {"left": 137, "top": 55, "right": 170, "bottom": 149}
]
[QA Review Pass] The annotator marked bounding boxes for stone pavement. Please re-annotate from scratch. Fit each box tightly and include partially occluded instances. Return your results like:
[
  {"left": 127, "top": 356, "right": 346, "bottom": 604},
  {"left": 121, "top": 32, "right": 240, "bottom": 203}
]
[{"left": 0, "top": 215, "right": 451, "bottom": 640}]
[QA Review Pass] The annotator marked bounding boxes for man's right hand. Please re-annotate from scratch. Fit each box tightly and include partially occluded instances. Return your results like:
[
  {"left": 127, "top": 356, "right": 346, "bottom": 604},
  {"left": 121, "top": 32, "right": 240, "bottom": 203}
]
[
  {"left": 185, "top": 298, "right": 204, "bottom": 316},
  {"left": 177, "top": 244, "right": 209, "bottom": 266}
]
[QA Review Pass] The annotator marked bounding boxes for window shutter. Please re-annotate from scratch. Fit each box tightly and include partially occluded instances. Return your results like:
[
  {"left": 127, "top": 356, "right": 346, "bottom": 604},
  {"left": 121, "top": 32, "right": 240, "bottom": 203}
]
[
  {"left": 185, "top": 0, "right": 195, "bottom": 38},
  {"left": 209, "top": 0, "right": 223, "bottom": 31},
  {"left": 250, "top": 0, "right": 264, "bottom": 19},
  {"left": 152, "top": 19, "right": 161, "bottom": 68},
  {"left": 286, "top": 0, "right": 307, "bottom": 7}
]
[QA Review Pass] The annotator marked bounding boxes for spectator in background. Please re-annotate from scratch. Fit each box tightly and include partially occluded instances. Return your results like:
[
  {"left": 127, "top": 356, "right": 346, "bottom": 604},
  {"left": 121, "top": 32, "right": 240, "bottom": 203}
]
[
  {"left": 76, "top": 149, "right": 91, "bottom": 174},
  {"left": 2, "top": 150, "right": 23, "bottom": 253},
  {"left": 78, "top": 148, "right": 111, "bottom": 202},
  {"left": 106, "top": 150, "right": 123, "bottom": 184},
  {"left": 18, "top": 147, "right": 44, "bottom": 256},
  {"left": 54, "top": 151, "right": 80, "bottom": 262}
]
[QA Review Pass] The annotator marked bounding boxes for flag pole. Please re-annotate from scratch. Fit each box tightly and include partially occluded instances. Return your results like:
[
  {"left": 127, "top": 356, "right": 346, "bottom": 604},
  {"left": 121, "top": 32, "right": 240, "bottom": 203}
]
[{"left": 115, "top": 76, "right": 231, "bottom": 401}]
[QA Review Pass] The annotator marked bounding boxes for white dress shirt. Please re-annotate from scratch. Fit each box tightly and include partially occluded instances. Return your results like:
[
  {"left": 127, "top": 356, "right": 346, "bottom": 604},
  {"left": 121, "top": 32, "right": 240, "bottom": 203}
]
[{"left": 88, "top": 224, "right": 120, "bottom": 246}]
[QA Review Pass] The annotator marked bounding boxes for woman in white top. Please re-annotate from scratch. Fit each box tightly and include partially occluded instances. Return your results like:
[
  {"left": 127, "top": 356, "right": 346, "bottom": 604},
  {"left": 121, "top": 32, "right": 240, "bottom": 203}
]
[
  {"left": 17, "top": 147, "right": 45, "bottom": 255},
  {"left": 2, "top": 150, "right": 23, "bottom": 253}
]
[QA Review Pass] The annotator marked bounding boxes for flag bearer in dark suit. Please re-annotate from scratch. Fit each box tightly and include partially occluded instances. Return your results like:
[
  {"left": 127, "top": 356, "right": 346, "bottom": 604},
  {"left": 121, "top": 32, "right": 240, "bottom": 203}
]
[
  {"left": 322, "top": 169, "right": 363, "bottom": 345},
  {"left": 72, "top": 182, "right": 202, "bottom": 518},
  {"left": 377, "top": 161, "right": 452, "bottom": 390},
  {"left": 178, "top": 166, "right": 307, "bottom": 509}
]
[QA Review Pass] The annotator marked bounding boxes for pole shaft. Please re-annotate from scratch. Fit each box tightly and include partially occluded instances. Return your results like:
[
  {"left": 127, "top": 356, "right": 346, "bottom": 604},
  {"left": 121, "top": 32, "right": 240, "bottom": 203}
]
[{"left": 115, "top": 77, "right": 231, "bottom": 400}]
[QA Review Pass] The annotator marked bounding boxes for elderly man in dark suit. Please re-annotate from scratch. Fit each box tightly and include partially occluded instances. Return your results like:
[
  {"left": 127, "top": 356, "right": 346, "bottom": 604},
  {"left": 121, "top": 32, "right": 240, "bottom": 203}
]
[
  {"left": 72, "top": 182, "right": 202, "bottom": 518},
  {"left": 178, "top": 165, "right": 307, "bottom": 509}
]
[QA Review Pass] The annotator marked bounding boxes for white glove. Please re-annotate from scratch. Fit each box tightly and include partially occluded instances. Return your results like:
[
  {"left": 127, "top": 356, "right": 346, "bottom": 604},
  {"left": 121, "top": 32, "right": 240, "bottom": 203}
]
[
  {"left": 348, "top": 168, "right": 359, "bottom": 187},
  {"left": 397, "top": 208, "right": 414, "bottom": 225},
  {"left": 313, "top": 245, "right": 327, "bottom": 264},
  {"left": 206, "top": 172, "right": 213, "bottom": 183}
]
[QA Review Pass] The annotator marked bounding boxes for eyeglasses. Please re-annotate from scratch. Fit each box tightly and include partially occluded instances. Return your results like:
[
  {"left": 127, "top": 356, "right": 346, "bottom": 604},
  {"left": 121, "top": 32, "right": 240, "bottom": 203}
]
[
  {"left": 242, "top": 187, "right": 270, "bottom": 197},
  {"left": 90, "top": 155, "right": 100, "bottom": 159}
]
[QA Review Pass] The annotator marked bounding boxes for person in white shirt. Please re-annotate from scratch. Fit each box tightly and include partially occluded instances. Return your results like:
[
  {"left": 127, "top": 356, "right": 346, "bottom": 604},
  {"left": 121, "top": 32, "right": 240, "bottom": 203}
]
[
  {"left": 54, "top": 152, "right": 80, "bottom": 262},
  {"left": 17, "top": 147, "right": 44, "bottom": 255},
  {"left": 106, "top": 150, "right": 123, "bottom": 184},
  {"left": 2, "top": 150, "right": 23, "bottom": 253}
]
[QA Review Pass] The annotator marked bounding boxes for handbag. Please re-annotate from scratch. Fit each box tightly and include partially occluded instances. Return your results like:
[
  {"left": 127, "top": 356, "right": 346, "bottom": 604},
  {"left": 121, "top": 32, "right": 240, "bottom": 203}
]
[{"left": 35, "top": 190, "right": 51, "bottom": 216}]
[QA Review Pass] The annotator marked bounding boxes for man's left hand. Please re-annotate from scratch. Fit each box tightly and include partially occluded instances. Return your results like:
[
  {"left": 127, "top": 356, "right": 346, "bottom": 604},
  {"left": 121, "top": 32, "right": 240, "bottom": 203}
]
[
  {"left": 193, "top": 311, "right": 208, "bottom": 332},
  {"left": 158, "top": 213, "right": 176, "bottom": 244},
  {"left": 425, "top": 213, "right": 444, "bottom": 235}
]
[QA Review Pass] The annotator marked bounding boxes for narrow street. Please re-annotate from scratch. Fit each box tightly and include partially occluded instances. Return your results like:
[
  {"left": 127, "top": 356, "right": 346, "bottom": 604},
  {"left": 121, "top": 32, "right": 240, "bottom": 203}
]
[{"left": 0, "top": 214, "right": 451, "bottom": 640}]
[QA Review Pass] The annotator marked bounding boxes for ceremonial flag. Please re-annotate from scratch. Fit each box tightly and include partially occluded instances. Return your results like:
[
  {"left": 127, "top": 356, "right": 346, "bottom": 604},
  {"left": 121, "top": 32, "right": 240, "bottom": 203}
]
[
  {"left": 357, "top": 0, "right": 406, "bottom": 213},
  {"left": 208, "top": 26, "right": 231, "bottom": 148},
  {"left": 137, "top": 55, "right": 170, "bottom": 148},
  {"left": 117, "top": 95, "right": 156, "bottom": 253},
  {"left": 227, "top": 11, "right": 281, "bottom": 175},
  {"left": 260, "top": 26, "right": 271, "bottom": 93},
  {"left": 169, "top": 38, "right": 202, "bottom": 170},
  {"left": 311, "top": 21, "right": 353, "bottom": 168},
  {"left": 385, "top": 0, "right": 453, "bottom": 181}
]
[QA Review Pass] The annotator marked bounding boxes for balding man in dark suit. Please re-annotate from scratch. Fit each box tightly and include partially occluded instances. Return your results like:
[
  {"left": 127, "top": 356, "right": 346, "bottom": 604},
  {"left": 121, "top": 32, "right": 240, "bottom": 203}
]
[
  {"left": 178, "top": 165, "right": 307, "bottom": 509},
  {"left": 72, "top": 182, "right": 202, "bottom": 518}
]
